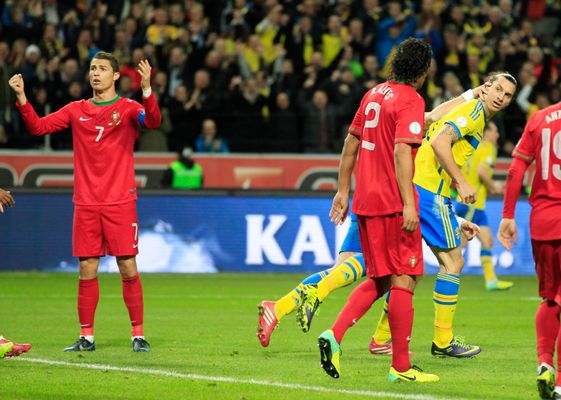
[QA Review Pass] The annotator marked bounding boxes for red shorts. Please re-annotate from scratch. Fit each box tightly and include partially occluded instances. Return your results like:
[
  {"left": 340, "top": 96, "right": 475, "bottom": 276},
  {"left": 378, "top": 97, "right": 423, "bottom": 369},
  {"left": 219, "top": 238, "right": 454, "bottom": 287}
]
[
  {"left": 358, "top": 214, "right": 424, "bottom": 278},
  {"left": 73, "top": 201, "right": 139, "bottom": 257},
  {"left": 532, "top": 239, "right": 561, "bottom": 304}
]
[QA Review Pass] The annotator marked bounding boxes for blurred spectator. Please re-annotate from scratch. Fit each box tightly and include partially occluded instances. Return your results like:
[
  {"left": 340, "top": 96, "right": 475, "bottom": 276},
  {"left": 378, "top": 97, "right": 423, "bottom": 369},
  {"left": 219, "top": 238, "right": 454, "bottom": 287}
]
[
  {"left": 146, "top": 8, "right": 178, "bottom": 46},
  {"left": 360, "top": 55, "right": 380, "bottom": 89},
  {"left": 119, "top": 48, "right": 144, "bottom": 92},
  {"left": 321, "top": 15, "right": 348, "bottom": 68},
  {"left": 195, "top": 118, "right": 229, "bottom": 153},
  {"left": 255, "top": 4, "right": 284, "bottom": 65},
  {"left": 161, "top": 147, "right": 203, "bottom": 189},
  {"left": 68, "top": 28, "right": 97, "bottom": 69},
  {"left": 227, "top": 76, "right": 268, "bottom": 152},
  {"left": 168, "top": 84, "right": 199, "bottom": 152},
  {"left": 269, "top": 92, "right": 299, "bottom": 153},
  {"left": 300, "top": 89, "right": 337, "bottom": 153},
  {"left": 117, "top": 75, "right": 135, "bottom": 99},
  {"left": 39, "top": 23, "right": 67, "bottom": 61},
  {"left": 376, "top": 1, "right": 416, "bottom": 77},
  {"left": 166, "top": 46, "right": 187, "bottom": 98}
]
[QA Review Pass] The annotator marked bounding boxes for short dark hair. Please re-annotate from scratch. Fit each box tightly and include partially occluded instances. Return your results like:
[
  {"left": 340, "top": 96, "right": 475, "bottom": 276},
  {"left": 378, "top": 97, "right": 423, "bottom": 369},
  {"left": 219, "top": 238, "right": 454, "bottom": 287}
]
[
  {"left": 389, "top": 38, "right": 432, "bottom": 85},
  {"left": 486, "top": 71, "right": 518, "bottom": 87},
  {"left": 91, "top": 51, "right": 119, "bottom": 73}
]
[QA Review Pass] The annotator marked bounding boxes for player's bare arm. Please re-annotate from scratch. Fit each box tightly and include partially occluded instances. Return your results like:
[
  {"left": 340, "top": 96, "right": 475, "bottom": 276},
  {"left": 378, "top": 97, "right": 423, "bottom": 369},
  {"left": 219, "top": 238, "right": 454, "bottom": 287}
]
[
  {"left": 330, "top": 134, "right": 359, "bottom": 225},
  {"left": 423, "top": 82, "right": 490, "bottom": 129},
  {"left": 498, "top": 154, "right": 527, "bottom": 250},
  {"left": 395, "top": 142, "right": 419, "bottom": 233},
  {"left": 8, "top": 74, "right": 27, "bottom": 105},
  {"left": 431, "top": 124, "right": 477, "bottom": 204},
  {"left": 137, "top": 59, "right": 152, "bottom": 92},
  {"left": 0, "top": 188, "right": 14, "bottom": 213},
  {"left": 477, "top": 164, "right": 502, "bottom": 194}
]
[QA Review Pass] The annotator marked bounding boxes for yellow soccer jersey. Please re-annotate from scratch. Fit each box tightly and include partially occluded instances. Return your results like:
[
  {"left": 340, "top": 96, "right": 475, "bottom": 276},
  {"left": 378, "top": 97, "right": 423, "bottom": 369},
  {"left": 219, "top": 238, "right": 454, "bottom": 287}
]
[
  {"left": 460, "top": 141, "right": 496, "bottom": 209},
  {"left": 414, "top": 99, "right": 487, "bottom": 198}
]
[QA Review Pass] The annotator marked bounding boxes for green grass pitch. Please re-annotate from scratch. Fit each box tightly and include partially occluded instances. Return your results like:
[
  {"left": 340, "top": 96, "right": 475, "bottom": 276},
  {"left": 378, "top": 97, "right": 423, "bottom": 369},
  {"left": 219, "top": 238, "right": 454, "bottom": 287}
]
[{"left": 0, "top": 272, "right": 542, "bottom": 400}]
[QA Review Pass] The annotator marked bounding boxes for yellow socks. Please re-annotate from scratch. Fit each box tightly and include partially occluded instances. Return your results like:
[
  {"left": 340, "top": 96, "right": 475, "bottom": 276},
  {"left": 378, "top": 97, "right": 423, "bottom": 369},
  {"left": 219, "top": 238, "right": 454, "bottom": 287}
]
[{"left": 433, "top": 273, "right": 460, "bottom": 348}]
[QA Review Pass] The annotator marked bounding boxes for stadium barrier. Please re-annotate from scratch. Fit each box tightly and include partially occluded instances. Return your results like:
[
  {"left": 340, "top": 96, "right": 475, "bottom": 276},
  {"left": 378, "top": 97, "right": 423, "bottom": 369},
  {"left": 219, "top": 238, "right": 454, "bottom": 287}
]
[
  {"left": 0, "top": 190, "right": 535, "bottom": 275},
  {"left": 0, "top": 151, "right": 533, "bottom": 190}
]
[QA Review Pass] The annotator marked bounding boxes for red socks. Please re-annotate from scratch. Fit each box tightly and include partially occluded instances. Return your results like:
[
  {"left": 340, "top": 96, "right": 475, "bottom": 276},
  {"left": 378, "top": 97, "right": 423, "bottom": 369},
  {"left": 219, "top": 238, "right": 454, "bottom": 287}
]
[
  {"left": 536, "top": 300, "right": 561, "bottom": 368},
  {"left": 332, "top": 278, "right": 382, "bottom": 343},
  {"left": 78, "top": 277, "right": 99, "bottom": 337},
  {"left": 122, "top": 273, "right": 145, "bottom": 337},
  {"left": 388, "top": 286, "right": 414, "bottom": 372}
]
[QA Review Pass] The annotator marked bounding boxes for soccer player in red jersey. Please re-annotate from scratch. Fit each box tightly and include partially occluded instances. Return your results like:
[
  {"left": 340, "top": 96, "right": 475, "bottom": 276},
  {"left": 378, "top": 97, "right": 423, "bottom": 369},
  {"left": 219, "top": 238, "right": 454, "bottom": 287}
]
[
  {"left": 318, "top": 38, "right": 438, "bottom": 383},
  {"left": 9, "top": 52, "right": 161, "bottom": 353},
  {"left": 498, "top": 103, "right": 561, "bottom": 400}
]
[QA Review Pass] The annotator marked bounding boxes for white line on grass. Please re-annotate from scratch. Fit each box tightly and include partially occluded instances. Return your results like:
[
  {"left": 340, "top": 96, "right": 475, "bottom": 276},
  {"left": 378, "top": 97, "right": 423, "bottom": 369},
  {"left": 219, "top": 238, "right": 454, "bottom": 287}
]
[{"left": 13, "top": 357, "right": 468, "bottom": 400}]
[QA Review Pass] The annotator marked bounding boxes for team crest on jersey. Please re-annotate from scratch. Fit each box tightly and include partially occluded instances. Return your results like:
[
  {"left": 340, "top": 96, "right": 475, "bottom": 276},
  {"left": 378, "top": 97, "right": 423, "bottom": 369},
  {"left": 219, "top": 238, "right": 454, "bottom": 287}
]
[
  {"left": 456, "top": 117, "right": 467, "bottom": 128},
  {"left": 109, "top": 110, "right": 122, "bottom": 126}
]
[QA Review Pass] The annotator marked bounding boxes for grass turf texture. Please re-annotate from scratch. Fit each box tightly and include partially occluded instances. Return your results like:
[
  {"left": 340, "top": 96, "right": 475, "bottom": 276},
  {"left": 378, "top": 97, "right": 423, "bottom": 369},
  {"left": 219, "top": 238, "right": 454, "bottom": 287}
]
[{"left": 0, "top": 272, "right": 540, "bottom": 400}]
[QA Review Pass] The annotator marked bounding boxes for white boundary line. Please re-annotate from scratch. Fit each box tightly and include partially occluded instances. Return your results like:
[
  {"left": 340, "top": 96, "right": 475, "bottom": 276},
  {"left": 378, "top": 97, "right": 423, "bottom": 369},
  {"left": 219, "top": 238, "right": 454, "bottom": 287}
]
[{"left": 11, "top": 357, "right": 467, "bottom": 400}]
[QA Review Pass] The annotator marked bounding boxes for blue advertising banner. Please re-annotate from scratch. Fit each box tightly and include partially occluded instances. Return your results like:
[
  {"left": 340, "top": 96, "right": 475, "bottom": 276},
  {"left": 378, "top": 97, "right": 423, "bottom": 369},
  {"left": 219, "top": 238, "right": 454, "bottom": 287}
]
[{"left": 0, "top": 193, "right": 535, "bottom": 275}]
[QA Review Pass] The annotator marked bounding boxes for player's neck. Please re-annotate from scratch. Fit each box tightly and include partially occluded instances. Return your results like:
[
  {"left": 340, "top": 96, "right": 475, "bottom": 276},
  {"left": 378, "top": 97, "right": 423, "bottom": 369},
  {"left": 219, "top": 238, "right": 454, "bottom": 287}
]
[{"left": 93, "top": 88, "right": 118, "bottom": 103}]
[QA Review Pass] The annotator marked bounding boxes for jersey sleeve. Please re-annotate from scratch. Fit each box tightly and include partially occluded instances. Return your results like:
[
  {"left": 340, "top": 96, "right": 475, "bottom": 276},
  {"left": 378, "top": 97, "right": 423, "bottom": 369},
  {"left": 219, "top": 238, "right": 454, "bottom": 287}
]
[
  {"left": 512, "top": 113, "right": 538, "bottom": 164},
  {"left": 441, "top": 101, "right": 480, "bottom": 139},
  {"left": 348, "top": 93, "right": 367, "bottom": 138},
  {"left": 394, "top": 94, "right": 425, "bottom": 146},
  {"left": 16, "top": 101, "right": 72, "bottom": 136},
  {"left": 130, "top": 93, "right": 162, "bottom": 129},
  {"left": 143, "top": 92, "right": 162, "bottom": 128}
]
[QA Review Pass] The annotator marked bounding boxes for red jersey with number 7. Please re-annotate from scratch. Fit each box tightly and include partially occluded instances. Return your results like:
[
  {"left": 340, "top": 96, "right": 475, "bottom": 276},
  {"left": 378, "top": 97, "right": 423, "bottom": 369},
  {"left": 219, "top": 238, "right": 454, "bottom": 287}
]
[
  {"left": 17, "top": 94, "right": 161, "bottom": 206},
  {"left": 512, "top": 103, "right": 561, "bottom": 240},
  {"left": 348, "top": 82, "right": 425, "bottom": 217}
]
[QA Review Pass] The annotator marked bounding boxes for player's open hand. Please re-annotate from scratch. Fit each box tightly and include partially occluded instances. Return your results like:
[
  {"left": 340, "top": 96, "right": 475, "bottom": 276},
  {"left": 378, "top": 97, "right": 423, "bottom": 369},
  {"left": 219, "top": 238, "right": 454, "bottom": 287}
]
[
  {"left": 329, "top": 192, "right": 349, "bottom": 225},
  {"left": 473, "top": 81, "right": 491, "bottom": 100},
  {"left": 137, "top": 59, "right": 152, "bottom": 91},
  {"left": 8, "top": 74, "right": 25, "bottom": 95},
  {"left": 0, "top": 188, "right": 15, "bottom": 213},
  {"left": 460, "top": 220, "right": 480, "bottom": 241},
  {"left": 401, "top": 204, "right": 419, "bottom": 233},
  {"left": 497, "top": 218, "right": 517, "bottom": 250}
]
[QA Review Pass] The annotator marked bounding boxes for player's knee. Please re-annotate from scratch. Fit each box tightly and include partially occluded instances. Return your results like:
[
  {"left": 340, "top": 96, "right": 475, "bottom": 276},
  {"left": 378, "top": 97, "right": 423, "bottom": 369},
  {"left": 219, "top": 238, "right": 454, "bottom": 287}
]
[
  {"left": 117, "top": 256, "right": 138, "bottom": 277},
  {"left": 78, "top": 257, "right": 99, "bottom": 279},
  {"left": 480, "top": 236, "right": 493, "bottom": 248}
]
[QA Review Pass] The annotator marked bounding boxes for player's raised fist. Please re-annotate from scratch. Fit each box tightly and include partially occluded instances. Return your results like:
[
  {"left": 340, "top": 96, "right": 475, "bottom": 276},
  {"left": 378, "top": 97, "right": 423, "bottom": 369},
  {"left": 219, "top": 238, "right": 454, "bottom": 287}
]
[
  {"left": 8, "top": 74, "right": 25, "bottom": 95},
  {"left": 137, "top": 59, "right": 152, "bottom": 91}
]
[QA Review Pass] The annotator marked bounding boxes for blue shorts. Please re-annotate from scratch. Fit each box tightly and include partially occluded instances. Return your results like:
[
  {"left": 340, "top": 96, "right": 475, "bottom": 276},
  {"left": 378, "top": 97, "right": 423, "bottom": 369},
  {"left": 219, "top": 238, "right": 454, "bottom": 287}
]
[
  {"left": 416, "top": 184, "right": 461, "bottom": 249},
  {"left": 454, "top": 203, "right": 489, "bottom": 227},
  {"left": 340, "top": 213, "right": 362, "bottom": 253}
]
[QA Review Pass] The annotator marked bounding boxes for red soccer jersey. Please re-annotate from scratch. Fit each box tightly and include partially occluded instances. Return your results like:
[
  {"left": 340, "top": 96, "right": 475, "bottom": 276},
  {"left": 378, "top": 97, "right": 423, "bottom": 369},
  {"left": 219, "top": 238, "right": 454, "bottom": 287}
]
[
  {"left": 17, "top": 94, "right": 161, "bottom": 205},
  {"left": 349, "top": 82, "right": 425, "bottom": 217},
  {"left": 511, "top": 103, "right": 561, "bottom": 240}
]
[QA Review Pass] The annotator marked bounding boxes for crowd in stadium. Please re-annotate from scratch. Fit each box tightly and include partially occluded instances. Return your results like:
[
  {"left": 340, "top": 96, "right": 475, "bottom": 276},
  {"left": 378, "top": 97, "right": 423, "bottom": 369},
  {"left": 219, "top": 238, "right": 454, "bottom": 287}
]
[{"left": 0, "top": 0, "right": 560, "bottom": 155}]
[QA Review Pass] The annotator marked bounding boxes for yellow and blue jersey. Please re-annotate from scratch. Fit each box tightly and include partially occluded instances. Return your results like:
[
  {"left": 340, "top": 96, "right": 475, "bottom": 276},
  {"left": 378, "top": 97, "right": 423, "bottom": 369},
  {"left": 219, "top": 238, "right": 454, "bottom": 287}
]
[
  {"left": 414, "top": 99, "right": 487, "bottom": 198},
  {"left": 459, "top": 141, "right": 496, "bottom": 210}
]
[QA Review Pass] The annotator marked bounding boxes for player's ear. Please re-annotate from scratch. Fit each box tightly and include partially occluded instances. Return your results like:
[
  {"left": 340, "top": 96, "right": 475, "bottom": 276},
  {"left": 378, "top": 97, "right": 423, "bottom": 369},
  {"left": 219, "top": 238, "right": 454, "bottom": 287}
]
[{"left": 113, "top": 71, "right": 120, "bottom": 82}]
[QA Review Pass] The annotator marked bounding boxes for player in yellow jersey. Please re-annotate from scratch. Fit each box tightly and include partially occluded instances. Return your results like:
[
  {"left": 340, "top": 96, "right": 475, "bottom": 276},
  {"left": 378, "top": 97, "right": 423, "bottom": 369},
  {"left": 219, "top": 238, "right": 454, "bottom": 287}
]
[
  {"left": 289, "top": 84, "right": 489, "bottom": 349},
  {"left": 370, "top": 72, "right": 517, "bottom": 358},
  {"left": 455, "top": 121, "right": 513, "bottom": 291}
]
